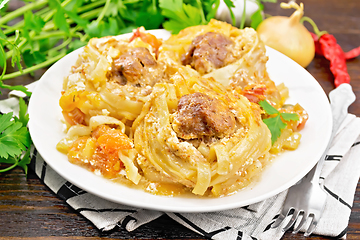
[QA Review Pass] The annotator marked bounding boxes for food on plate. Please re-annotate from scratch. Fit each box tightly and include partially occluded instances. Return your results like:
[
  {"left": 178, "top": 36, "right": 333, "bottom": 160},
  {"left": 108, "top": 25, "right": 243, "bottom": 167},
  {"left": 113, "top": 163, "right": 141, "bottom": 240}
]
[
  {"left": 133, "top": 75, "right": 271, "bottom": 196},
  {"left": 159, "top": 19, "right": 283, "bottom": 108},
  {"left": 59, "top": 28, "right": 169, "bottom": 124},
  {"left": 57, "top": 20, "right": 308, "bottom": 197}
]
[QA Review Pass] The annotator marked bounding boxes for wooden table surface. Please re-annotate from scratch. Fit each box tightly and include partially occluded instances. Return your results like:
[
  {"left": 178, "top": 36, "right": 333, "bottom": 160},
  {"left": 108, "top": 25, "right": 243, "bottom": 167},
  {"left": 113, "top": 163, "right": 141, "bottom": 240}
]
[{"left": 1, "top": 0, "right": 360, "bottom": 239}]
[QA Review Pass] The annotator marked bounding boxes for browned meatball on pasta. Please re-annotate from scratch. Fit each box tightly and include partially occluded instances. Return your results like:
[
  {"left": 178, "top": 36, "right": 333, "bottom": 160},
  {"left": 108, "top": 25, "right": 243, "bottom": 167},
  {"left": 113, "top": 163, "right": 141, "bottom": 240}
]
[
  {"left": 172, "top": 92, "right": 236, "bottom": 140},
  {"left": 181, "top": 32, "right": 236, "bottom": 74},
  {"left": 110, "top": 47, "right": 160, "bottom": 87}
]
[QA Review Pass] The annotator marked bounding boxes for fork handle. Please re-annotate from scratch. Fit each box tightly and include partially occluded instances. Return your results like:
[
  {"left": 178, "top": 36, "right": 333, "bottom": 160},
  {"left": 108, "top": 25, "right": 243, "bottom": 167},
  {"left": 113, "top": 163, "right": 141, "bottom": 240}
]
[{"left": 306, "top": 84, "right": 355, "bottom": 184}]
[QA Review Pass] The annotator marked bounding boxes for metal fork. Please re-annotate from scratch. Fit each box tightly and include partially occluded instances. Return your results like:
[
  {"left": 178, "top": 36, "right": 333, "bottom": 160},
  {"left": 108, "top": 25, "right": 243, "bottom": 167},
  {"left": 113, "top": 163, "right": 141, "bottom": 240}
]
[{"left": 272, "top": 84, "right": 356, "bottom": 236}]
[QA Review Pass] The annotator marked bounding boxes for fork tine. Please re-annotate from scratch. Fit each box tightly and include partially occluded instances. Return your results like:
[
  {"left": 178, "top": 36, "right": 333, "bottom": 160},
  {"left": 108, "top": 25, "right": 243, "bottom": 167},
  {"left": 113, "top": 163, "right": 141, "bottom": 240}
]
[
  {"left": 283, "top": 209, "right": 301, "bottom": 232},
  {"left": 271, "top": 214, "right": 285, "bottom": 228},
  {"left": 272, "top": 207, "right": 292, "bottom": 228},
  {"left": 304, "top": 215, "right": 319, "bottom": 237},
  {"left": 292, "top": 212, "right": 308, "bottom": 233}
]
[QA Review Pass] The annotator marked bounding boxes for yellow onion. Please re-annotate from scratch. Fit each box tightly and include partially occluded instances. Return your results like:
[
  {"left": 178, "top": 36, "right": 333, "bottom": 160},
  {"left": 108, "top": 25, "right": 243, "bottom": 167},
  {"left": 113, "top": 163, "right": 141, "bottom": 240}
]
[{"left": 256, "top": 2, "right": 315, "bottom": 68}]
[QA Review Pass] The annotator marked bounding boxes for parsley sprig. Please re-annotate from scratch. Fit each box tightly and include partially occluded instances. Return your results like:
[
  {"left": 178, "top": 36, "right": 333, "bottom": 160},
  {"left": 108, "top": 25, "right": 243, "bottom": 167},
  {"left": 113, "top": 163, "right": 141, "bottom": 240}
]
[
  {"left": 258, "top": 100, "right": 299, "bottom": 144},
  {"left": 0, "top": 98, "right": 32, "bottom": 174},
  {"left": 159, "top": 0, "right": 207, "bottom": 34}
]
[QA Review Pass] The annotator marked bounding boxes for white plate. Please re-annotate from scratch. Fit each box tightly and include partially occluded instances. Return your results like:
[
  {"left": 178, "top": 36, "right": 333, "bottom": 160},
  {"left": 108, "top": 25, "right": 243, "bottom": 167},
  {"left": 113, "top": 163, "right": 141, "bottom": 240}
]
[{"left": 28, "top": 29, "right": 332, "bottom": 213}]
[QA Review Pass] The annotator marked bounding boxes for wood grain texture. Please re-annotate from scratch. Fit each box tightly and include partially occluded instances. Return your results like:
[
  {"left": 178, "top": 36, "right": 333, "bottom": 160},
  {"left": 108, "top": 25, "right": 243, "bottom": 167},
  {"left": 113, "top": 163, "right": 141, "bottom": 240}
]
[{"left": 1, "top": 0, "right": 360, "bottom": 239}]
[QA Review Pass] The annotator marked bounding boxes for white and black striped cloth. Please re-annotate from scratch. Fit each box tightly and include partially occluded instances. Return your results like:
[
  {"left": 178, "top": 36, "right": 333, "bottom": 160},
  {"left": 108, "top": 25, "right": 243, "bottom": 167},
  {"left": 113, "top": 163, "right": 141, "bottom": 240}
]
[{"left": 4, "top": 85, "right": 360, "bottom": 240}]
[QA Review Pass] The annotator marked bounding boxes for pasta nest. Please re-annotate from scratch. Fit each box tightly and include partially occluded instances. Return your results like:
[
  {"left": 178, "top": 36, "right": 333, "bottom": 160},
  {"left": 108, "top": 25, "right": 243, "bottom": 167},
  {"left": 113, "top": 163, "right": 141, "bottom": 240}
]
[
  {"left": 132, "top": 74, "right": 271, "bottom": 196},
  {"left": 61, "top": 30, "right": 170, "bottom": 123},
  {"left": 159, "top": 19, "right": 283, "bottom": 108}
]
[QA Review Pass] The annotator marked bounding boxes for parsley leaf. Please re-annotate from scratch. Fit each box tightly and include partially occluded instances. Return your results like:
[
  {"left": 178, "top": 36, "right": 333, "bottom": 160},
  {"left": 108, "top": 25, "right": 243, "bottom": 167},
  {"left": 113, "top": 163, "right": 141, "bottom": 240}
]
[
  {"left": 0, "top": 0, "right": 10, "bottom": 11},
  {"left": 65, "top": 9, "right": 89, "bottom": 28},
  {"left": 0, "top": 29, "right": 23, "bottom": 79},
  {"left": 262, "top": 115, "right": 287, "bottom": 144},
  {"left": 136, "top": 1, "right": 165, "bottom": 31},
  {"left": 54, "top": 9, "right": 70, "bottom": 34},
  {"left": 24, "top": 11, "right": 45, "bottom": 34},
  {"left": 280, "top": 112, "right": 300, "bottom": 121},
  {"left": 259, "top": 99, "right": 279, "bottom": 115},
  {"left": 223, "top": 0, "right": 236, "bottom": 26},
  {"left": 17, "top": 148, "right": 32, "bottom": 174},
  {"left": 0, "top": 100, "right": 32, "bottom": 174},
  {"left": 0, "top": 81, "right": 31, "bottom": 97},
  {"left": 250, "top": 8, "right": 263, "bottom": 29},
  {"left": 0, "top": 117, "right": 30, "bottom": 158},
  {"left": 204, "top": 0, "right": 220, "bottom": 21},
  {"left": 0, "top": 42, "right": 5, "bottom": 68},
  {"left": 159, "top": 0, "right": 206, "bottom": 33},
  {"left": 259, "top": 100, "right": 299, "bottom": 144},
  {"left": 101, "top": 18, "right": 121, "bottom": 37},
  {"left": 16, "top": 98, "right": 30, "bottom": 127},
  {"left": 49, "top": 0, "right": 70, "bottom": 34},
  {"left": 23, "top": 49, "right": 47, "bottom": 67},
  {"left": 85, "top": 21, "right": 105, "bottom": 38},
  {"left": 0, "top": 112, "right": 14, "bottom": 133}
]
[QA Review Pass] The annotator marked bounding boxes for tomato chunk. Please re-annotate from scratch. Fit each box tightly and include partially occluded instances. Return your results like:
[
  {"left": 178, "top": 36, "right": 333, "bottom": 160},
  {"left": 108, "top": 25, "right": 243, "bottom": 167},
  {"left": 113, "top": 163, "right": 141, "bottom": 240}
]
[{"left": 129, "top": 28, "right": 162, "bottom": 55}]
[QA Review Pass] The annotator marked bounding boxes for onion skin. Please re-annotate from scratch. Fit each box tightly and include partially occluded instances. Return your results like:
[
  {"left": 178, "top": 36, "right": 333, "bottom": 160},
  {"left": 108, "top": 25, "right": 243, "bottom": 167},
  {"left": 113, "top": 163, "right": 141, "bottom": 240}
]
[{"left": 256, "top": 3, "right": 315, "bottom": 68}]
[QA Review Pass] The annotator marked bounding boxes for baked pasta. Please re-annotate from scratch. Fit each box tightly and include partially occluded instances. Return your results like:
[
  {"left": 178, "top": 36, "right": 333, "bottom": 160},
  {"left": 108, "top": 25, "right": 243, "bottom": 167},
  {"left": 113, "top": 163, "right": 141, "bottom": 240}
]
[
  {"left": 57, "top": 20, "right": 308, "bottom": 197},
  {"left": 159, "top": 19, "right": 283, "bottom": 108}
]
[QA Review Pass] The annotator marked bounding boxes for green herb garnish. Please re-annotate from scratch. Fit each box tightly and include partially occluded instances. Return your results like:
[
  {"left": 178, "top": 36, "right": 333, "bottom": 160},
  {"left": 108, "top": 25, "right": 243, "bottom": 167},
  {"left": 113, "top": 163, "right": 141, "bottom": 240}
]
[
  {"left": 159, "top": 0, "right": 211, "bottom": 34},
  {"left": 0, "top": 98, "right": 32, "bottom": 174},
  {"left": 258, "top": 100, "right": 299, "bottom": 144}
]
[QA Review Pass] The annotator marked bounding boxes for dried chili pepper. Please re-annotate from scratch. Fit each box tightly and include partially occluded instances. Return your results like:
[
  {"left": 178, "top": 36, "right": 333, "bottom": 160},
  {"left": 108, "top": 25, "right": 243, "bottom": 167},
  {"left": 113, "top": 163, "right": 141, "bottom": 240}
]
[
  {"left": 310, "top": 32, "right": 350, "bottom": 87},
  {"left": 344, "top": 46, "right": 360, "bottom": 60},
  {"left": 304, "top": 16, "right": 360, "bottom": 87},
  {"left": 310, "top": 32, "right": 323, "bottom": 55}
]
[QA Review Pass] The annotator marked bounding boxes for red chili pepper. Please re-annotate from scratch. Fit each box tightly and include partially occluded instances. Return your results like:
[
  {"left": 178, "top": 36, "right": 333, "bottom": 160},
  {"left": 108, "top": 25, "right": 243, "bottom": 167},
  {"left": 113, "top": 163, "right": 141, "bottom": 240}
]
[
  {"left": 310, "top": 32, "right": 323, "bottom": 55},
  {"left": 344, "top": 46, "right": 360, "bottom": 60},
  {"left": 311, "top": 32, "right": 350, "bottom": 87},
  {"left": 320, "top": 34, "right": 350, "bottom": 87},
  {"left": 311, "top": 33, "right": 360, "bottom": 60}
]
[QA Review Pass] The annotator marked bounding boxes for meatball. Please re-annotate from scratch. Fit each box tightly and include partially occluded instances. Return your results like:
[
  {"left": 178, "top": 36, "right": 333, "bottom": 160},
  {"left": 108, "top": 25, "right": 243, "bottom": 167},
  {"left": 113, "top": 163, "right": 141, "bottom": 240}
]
[
  {"left": 181, "top": 32, "right": 235, "bottom": 75},
  {"left": 172, "top": 92, "right": 236, "bottom": 139},
  {"left": 110, "top": 47, "right": 158, "bottom": 87}
]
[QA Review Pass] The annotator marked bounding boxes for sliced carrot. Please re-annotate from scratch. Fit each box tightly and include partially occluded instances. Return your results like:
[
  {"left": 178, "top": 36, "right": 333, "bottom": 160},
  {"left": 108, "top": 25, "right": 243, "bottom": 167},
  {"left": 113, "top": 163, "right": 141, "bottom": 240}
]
[
  {"left": 92, "top": 125, "right": 111, "bottom": 139},
  {"left": 97, "top": 128, "right": 132, "bottom": 154},
  {"left": 62, "top": 108, "right": 86, "bottom": 125},
  {"left": 59, "top": 88, "right": 88, "bottom": 112}
]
